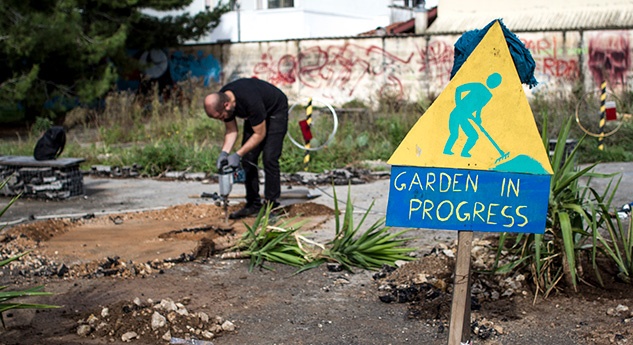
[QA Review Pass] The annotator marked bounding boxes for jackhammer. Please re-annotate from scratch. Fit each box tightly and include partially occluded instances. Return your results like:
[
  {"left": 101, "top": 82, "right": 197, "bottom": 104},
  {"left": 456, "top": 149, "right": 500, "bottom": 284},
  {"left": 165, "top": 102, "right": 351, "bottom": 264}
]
[{"left": 217, "top": 165, "right": 234, "bottom": 223}]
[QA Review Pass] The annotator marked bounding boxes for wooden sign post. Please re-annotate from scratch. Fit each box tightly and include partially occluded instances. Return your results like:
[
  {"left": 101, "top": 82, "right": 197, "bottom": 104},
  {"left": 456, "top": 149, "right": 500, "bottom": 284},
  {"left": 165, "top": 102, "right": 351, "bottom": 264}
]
[{"left": 385, "top": 21, "right": 553, "bottom": 344}]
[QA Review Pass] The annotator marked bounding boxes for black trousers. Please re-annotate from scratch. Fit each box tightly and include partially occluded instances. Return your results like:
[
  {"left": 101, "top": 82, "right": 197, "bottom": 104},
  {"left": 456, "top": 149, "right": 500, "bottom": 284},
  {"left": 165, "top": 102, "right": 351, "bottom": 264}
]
[{"left": 241, "top": 109, "right": 288, "bottom": 206}]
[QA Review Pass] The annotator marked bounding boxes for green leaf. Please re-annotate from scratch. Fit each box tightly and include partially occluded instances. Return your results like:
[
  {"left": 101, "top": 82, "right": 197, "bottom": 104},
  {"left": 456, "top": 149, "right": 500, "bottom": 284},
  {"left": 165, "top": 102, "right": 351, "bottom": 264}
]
[{"left": 557, "top": 211, "right": 578, "bottom": 289}]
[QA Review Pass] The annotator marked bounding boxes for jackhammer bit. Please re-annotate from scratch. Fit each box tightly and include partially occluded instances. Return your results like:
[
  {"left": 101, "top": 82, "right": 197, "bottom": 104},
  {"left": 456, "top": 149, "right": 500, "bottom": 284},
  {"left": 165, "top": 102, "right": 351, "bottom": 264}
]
[{"left": 218, "top": 165, "right": 235, "bottom": 224}]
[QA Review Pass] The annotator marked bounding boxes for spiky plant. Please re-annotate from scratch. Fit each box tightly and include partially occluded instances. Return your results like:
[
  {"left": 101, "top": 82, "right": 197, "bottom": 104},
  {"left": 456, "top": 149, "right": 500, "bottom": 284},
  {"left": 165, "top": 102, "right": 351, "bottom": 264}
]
[
  {"left": 0, "top": 178, "right": 58, "bottom": 328},
  {"left": 297, "top": 186, "right": 416, "bottom": 273},
  {"left": 223, "top": 203, "right": 309, "bottom": 271}
]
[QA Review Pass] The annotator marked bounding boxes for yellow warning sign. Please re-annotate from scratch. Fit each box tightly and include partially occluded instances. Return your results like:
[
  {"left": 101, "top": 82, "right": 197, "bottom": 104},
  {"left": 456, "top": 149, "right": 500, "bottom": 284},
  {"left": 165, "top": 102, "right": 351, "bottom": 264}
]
[{"left": 388, "top": 21, "right": 553, "bottom": 175}]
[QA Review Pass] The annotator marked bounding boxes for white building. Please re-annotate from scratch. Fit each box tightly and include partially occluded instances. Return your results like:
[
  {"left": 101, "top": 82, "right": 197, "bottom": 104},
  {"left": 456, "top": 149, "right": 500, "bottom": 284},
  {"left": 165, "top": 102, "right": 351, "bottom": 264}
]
[{"left": 145, "top": 0, "right": 429, "bottom": 43}]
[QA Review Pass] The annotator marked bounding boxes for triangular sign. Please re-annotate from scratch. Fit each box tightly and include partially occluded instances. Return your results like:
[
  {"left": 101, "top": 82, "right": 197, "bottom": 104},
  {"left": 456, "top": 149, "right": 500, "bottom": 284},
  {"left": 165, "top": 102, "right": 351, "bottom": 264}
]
[{"left": 388, "top": 21, "right": 553, "bottom": 175}]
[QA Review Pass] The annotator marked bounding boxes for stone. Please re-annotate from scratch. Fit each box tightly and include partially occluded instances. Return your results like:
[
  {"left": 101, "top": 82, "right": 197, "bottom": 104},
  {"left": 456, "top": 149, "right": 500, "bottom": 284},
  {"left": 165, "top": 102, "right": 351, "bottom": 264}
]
[
  {"left": 121, "top": 331, "right": 138, "bottom": 342},
  {"left": 221, "top": 320, "right": 235, "bottom": 332},
  {"left": 158, "top": 298, "right": 178, "bottom": 312},
  {"left": 151, "top": 311, "right": 167, "bottom": 330},
  {"left": 76, "top": 324, "right": 92, "bottom": 336},
  {"left": 198, "top": 312, "right": 210, "bottom": 323},
  {"left": 86, "top": 314, "right": 99, "bottom": 325}
]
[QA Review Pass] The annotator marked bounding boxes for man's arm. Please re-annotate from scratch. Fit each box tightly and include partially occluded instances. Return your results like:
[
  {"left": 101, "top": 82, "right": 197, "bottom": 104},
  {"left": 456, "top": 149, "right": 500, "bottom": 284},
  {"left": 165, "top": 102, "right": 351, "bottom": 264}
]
[
  {"left": 236, "top": 121, "right": 266, "bottom": 156},
  {"left": 455, "top": 83, "right": 475, "bottom": 103},
  {"left": 473, "top": 109, "right": 482, "bottom": 124},
  {"left": 222, "top": 119, "right": 239, "bottom": 153}
]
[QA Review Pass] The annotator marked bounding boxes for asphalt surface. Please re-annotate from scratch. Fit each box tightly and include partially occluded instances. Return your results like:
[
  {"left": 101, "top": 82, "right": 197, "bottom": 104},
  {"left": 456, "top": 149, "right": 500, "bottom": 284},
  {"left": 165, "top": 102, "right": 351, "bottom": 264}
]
[{"left": 2, "top": 162, "right": 632, "bottom": 247}]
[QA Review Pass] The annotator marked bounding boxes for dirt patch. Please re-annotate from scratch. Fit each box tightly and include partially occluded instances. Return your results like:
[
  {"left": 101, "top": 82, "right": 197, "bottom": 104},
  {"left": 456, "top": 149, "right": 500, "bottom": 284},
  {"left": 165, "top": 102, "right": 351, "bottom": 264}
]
[
  {"left": 1, "top": 202, "right": 632, "bottom": 345},
  {"left": 3, "top": 202, "right": 333, "bottom": 265},
  {"left": 372, "top": 243, "right": 633, "bottom": 344}
]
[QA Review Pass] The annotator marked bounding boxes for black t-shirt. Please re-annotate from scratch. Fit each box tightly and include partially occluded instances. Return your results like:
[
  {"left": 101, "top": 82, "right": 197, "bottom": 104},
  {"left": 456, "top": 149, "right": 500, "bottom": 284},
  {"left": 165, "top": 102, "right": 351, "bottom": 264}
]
[{"left": 220, "top": 78, "right": 288, "bottom": 126}]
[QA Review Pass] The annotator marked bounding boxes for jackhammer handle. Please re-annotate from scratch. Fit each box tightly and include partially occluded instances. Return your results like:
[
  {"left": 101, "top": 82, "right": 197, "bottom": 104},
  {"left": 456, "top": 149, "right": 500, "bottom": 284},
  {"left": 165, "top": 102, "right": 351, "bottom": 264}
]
[{"left": 220, "top": 164, "right": 235, "bottom": 174}]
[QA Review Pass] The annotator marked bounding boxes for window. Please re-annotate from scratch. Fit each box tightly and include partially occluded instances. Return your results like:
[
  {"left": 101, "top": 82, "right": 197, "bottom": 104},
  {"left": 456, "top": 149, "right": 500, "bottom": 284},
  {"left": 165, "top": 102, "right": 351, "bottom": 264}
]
[
  {"left": 396, "top": 0, "right": 425, "bottom": 8},
  {"left": 268, "top": 0, "right": 294, "bottom": 9}
]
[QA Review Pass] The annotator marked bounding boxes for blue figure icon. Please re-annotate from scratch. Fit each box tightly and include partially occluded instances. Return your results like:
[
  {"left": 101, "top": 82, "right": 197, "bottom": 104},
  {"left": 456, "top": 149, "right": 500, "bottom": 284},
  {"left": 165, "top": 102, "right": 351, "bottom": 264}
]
[{"left": 443, "top": 72, "right": 502, "bottom": 158}]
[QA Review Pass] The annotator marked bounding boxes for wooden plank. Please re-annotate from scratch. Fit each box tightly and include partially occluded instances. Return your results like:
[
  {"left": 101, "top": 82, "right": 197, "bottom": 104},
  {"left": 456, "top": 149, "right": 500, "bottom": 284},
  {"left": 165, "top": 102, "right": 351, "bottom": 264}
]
[
  {"left": 448, "top": 230, "right": 473, "bottom": 345},
  {"left": 0, "top": 156, "right": 85, "bottom": 168}
]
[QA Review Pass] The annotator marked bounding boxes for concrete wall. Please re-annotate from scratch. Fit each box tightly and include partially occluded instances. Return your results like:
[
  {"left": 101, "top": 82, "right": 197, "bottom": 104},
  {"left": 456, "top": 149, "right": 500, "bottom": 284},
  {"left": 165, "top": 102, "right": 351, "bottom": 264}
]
[{"left": 163, "top": 29, "right": 633, "bottom": 106}]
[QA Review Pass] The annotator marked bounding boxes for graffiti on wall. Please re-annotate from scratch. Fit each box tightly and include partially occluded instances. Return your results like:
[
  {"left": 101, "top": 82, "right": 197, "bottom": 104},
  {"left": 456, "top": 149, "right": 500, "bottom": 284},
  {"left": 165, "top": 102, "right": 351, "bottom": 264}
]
[
  {"left": 418, "top": 39, "right": 455, "bottom": 92},
  {"left": 253, "top": 43, "right": 414, "bottom": 100},
  {"left": 253, "top": 50, "right": 298, "bottom": 85},
  {"left": 588, "top": 32, "right": 630, "bottom": 89},
  {"left": 520, "top": 35, "right": 580, "bottom": 89},
  {"left": 247, "top": 34, "right": 595, "bottom": 102},
  {"left": 119, "top": 49, "right": 221, "bottom": 92},
  {"left": 170, "top": 50, "right": 222, "bottom": 86},
  {"left": 252, "top": 40, "right": 457, "bottom": 102},
  {"left": 135, "top": 30, "right": 633, "bottom": 105}
]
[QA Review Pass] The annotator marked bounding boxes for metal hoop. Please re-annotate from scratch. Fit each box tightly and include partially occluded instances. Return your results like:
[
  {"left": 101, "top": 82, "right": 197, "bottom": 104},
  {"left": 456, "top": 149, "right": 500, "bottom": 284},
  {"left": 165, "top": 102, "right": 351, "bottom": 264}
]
[
  {"left": 575, "top": 91, "right": 623, "bottom": 138},
  {"left": 287, "top": 98, "right": 339, "bottom": 151}
]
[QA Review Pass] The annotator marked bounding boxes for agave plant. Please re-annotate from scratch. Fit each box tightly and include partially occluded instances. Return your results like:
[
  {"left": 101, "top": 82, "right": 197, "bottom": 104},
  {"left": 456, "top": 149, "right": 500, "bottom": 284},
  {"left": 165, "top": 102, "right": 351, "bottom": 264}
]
[
  {"left": 222, "top": 203, "right": 310, "bottom": 271},
  {"left": 294, "top": 185, "right": 416, "bottom": 273},
  {"left": 584, "top": 175, "right": 633, "bottom": 285},
  {"left": 492, "top": 116, "right": 620, "bottom": 297},
  {"left": 322, "top": 186, "right": 416, "bottom": 271},
  {"left": 223, "top": 186, "right": 416, "bottom": 273},
  {"left": 0, "top": 251, "right": 59, "bottom": 328},
  {"left": 0, "top": 178, "right": 58, "bottom": 328},
  {"left": 0, "top": 178, "right": 20, "bottom": 226}
]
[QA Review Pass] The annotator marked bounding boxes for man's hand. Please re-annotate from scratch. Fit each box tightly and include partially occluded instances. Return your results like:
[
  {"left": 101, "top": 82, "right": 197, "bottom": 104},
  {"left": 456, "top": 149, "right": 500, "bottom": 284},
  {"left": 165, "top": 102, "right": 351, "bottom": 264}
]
[
  {"left": 216, "top": 151, "right": 229, "bottom": 170},
  {"left": 228, "top": 153, "right": 241, "bottom": 168}
]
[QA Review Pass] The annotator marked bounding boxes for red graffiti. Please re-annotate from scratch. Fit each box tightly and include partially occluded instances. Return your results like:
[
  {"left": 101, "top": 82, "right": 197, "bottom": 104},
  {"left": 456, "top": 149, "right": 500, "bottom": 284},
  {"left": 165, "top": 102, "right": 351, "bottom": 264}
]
[
  {"left": 522, "top": 38, "right": 553, "bottom": 55},
  {"left": 543, "top": 57, "right": 578, "bottom": 78},
  {"left": 588, "top": 32, "right": 630, "bottom": 88},
  {"left": 253, "top": 51, "right": 297, "bottom": 85},
  {"left": 418, "top": 39, "right": 454, "bottom": 84},
  {"left": 521, "top": 36, "right": 580, "bottom": 81},
  {"left": 378, "top": 75, "right": 405, "bottom": 100},
  {"left": 253, "top": 42, "right": 418, "bottom": 99},
  {"left": 299, "top": 44, "right": 377, "bottom": 97}
]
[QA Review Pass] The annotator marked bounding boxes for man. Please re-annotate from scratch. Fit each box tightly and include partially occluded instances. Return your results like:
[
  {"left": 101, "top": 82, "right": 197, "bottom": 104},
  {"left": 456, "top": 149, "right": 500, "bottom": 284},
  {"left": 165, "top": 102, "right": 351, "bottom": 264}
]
[{"left": 204, "top": 78, "right": 289, "bottom": 219}]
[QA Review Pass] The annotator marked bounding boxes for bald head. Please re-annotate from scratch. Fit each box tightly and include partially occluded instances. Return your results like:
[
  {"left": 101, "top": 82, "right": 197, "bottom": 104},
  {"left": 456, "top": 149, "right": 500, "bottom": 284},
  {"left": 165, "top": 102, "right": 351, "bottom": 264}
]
[{"left": 204, "top": 92, "right": 231, "bottom": 120}]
